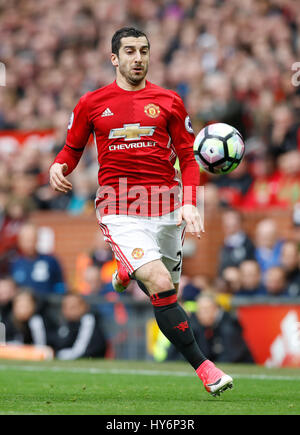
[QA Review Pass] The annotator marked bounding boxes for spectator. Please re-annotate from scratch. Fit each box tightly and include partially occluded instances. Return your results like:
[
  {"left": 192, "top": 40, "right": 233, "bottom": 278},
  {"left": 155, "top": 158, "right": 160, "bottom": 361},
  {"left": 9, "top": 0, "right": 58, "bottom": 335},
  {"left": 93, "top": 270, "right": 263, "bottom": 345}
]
[
  {"left": 32, "top": 149, "right": 73, "bottom": 211},
  {"left": 235, "top": 260, "right": 266, "bottom": 297},
  {"left": 292, "top": 203, "right": 300, "bottom": 246},
  {"left": 178, "top": 274, "right": 212, "bottom": 314},
  {"left": 0, "top": 276, "right": 18, "bottom": 325},
  {"left": 74, "top": 231, "right": 115, "bottom": 294},
  {"left": 280, "top": 240, "right": 300, "bottom": 296},
  {"left": 80, "top": 264, "right": 104, "bottom": 296},
  {"left": 10, "top": 170, "right": 40, "bottom": 211},
  {"left": 196, "top": 72, "right": 249, "bottom": 139},
  {"left": 275, "top": 150, "right": 300, "bottom": 207},
  {"left": 54, "top": 293, "right": 107, "bottom": 360},
  {"left": 211, "top": 159, "right": 253, "bottom": 208},
  {"left": 191, "top": 293, "right": 254, "bottom": 363},
  {"left": 9, "top": 222, "right": 66, "bottom": 294},
  {"left": 220, "top": 266, "right": 241, "bottom": 295},
  {"left": 67, "top": 170, "right": 95, "bottom": 215},
  {"left": 0, "top": 196, "right": 30, "bottom": 275},
  {"left": 166, "top": 293, "right": 254, "bottom": 363},
  {"left": 89, "top": 235, "right": 115, "bottom": 275},
  {"left": 4, "top": 290, "right": 55, "bottom": 346},
  {"left": 180, "top": 275, "right": 211, "bottom": 302},
  {"left": 254, "top": 218, "right": 284, "bottom": 277},
  {"left": 241, "top": 151, "right": 282, "bottom": 210},
  {"left": 267, "top": 104, "right": 295, "bottom": 157},
  {"left": 276, "top": 108, "right": 300, "bottom": 155},
  {"left": 202, "top": 183, "right": 221, "bottom": 215},
  {"left": 264, "top": 267, "right": 288, "bottom": 297},
  {"left": 218, "top": 209, "right": 256, "bottom": 275},
  {"left": 80, "top": 263, "right": 129, "bottom": 328}
]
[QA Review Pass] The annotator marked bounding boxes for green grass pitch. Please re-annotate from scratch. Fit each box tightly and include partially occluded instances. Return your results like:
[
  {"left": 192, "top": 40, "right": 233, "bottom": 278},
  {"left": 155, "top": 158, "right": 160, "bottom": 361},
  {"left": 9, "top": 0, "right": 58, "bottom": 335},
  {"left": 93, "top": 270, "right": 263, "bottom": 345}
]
[{"left": 0, "top": 359, "right": 299, "bottom": 415}]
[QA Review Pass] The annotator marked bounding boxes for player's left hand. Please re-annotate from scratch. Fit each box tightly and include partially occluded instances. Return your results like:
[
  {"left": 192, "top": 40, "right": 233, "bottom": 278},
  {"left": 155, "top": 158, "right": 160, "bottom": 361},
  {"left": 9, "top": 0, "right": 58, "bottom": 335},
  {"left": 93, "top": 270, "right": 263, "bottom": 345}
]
[{"left": 177, "top": 204, "right": 204, "bottom": 239}]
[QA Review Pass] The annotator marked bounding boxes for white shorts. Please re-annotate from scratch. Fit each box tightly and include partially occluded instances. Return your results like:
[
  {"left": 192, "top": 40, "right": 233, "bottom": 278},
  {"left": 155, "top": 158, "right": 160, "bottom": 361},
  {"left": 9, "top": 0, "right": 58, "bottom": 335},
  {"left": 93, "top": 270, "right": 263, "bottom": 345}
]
[{"left": 97, "top": 210, "right": 186, "bottom": 284}]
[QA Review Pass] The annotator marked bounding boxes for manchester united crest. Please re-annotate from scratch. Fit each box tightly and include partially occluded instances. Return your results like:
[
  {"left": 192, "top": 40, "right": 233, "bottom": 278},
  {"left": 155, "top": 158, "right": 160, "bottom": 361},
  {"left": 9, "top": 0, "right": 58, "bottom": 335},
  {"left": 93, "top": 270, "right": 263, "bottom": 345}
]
[
  {"left": 132, "top": 248, "right": 144, "bottom": 259},
  {"left": 144, "top": 103, "right": 160, "bottom": 119}
]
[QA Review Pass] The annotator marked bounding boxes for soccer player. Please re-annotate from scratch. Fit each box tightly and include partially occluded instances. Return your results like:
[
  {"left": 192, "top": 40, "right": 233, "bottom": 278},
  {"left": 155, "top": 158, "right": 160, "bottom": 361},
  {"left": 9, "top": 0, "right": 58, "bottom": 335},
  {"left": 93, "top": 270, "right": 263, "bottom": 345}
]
[{"left": 49, "top": 27, "right": 233, "bottom": 396}]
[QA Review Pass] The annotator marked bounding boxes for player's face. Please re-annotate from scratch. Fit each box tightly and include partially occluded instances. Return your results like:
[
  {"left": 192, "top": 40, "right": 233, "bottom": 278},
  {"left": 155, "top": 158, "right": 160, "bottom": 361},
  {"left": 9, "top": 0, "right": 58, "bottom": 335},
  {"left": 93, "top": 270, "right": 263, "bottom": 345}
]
[{"left": 112, "top": 36, "right": 150, "bottom": 86}]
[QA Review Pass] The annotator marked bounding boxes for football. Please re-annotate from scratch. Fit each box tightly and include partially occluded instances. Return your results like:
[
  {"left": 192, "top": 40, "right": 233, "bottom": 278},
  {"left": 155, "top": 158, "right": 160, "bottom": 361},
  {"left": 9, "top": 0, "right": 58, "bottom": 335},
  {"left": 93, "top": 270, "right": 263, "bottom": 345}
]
[{"left": 194, "top": 122, "right": 245, "bottom": 175}]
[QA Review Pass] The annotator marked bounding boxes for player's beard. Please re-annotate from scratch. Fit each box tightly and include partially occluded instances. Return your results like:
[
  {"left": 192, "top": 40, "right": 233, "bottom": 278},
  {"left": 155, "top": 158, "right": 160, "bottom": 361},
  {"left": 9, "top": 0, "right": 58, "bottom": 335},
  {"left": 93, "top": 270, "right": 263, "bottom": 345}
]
[{"left": 119, "top": 62, "right": 148, "bottom": 86}]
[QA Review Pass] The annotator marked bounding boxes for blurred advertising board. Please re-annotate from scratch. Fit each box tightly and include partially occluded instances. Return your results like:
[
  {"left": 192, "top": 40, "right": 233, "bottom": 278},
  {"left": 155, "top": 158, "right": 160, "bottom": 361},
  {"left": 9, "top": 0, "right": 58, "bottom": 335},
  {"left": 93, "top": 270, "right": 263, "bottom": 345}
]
[
  {"left": 0, "top": 130, "right": 55, "bottom": 154},
  {"left": 0, "top": 130, "right": 95, "bottom": 155},
  {"left": 238, "top": 305, "right": 300, "bottom": 367}
]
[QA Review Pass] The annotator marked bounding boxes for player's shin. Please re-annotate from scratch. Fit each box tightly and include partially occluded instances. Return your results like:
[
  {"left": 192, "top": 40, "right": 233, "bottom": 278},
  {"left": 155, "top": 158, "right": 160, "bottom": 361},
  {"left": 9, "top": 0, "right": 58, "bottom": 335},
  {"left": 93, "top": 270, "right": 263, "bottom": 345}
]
[{"left": 150, "top": 289, "right": 207, "bottom": 370}]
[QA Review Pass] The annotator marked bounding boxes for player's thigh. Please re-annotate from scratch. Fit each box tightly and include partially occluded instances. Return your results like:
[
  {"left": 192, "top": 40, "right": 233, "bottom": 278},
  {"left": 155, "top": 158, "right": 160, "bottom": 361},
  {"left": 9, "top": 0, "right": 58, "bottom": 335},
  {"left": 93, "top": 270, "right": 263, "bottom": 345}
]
[{"left": 99, "top": 214, "right": 161, "bottom": 275}]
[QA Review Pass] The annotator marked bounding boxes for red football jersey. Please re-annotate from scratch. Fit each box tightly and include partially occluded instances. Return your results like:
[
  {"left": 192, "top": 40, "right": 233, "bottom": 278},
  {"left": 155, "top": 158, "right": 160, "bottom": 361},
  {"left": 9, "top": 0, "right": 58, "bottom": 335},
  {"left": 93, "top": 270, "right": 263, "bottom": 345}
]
[{"left": 53, "top": 80, "right": 200, "bottom": 216}]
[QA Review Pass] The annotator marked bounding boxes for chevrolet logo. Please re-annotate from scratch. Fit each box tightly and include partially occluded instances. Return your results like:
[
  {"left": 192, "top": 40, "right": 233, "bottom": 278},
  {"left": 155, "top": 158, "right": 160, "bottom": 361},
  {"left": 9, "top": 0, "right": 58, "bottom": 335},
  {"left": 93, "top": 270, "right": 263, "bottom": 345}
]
[{"left": 108, "top": 123, "right": 156, "bottom": 141}]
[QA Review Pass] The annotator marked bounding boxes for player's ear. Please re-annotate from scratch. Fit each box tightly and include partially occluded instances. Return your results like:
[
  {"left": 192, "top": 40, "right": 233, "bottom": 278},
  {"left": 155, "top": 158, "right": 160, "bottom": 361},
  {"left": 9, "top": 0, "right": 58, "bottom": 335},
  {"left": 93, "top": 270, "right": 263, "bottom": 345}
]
[{"left": 111, "top": 53, "right": 119, "bottom": 67}]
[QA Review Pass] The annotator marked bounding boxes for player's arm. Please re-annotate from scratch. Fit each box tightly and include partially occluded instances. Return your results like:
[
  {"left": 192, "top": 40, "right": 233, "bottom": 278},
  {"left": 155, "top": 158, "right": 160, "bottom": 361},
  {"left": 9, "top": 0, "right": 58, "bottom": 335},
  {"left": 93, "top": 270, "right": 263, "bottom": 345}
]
[
  {"left": 168, "top": 93, "right": 204, "bottom": 238},
  {"left": 49, "top": 95, "right": 92, "bottom": 193}
]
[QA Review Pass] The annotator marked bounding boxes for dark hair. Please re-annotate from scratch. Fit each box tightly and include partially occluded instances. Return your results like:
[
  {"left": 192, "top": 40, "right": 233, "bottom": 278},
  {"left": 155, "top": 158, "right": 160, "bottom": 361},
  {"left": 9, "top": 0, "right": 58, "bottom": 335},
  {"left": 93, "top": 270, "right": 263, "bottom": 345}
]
[{"left": 111, "top": 27, "right": 150, "bottom": 56}]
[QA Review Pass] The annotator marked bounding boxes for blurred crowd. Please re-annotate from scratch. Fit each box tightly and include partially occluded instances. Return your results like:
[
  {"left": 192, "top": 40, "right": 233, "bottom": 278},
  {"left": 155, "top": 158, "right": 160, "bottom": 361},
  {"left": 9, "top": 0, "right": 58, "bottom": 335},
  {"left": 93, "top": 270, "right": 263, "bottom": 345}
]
[
  {"left": 1, "top": 206, "right": 299, "bottom": 361},
  {"left": 0, "top": 0, "right": 300, "bottom": 215},
  {"left": 1, "top": 0, "right": 300, "bottom": 361},
  {"left": 0, "top": 280, "right": 108, "bottom": 359},
  {"left": 181, "top": 208, "right": 300, "bottom": 304}
]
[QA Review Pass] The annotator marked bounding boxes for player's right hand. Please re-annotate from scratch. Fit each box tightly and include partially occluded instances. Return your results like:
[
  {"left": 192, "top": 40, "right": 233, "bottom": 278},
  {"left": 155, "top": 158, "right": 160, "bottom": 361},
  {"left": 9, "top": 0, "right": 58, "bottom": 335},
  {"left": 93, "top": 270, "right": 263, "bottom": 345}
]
[
  {"left": 177, "top": 204, "right": 204, "bottom": 239},
  {"left": 49, "top": 163, "right": 73, "bottom": 193}
]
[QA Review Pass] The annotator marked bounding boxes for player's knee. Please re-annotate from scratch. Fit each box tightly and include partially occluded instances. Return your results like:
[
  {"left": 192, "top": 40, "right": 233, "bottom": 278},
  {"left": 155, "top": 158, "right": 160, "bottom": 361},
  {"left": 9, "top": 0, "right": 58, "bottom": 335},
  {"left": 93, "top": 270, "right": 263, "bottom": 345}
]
[
  {"left": 134, "top": 260, "right": 173, "bottom": 293},
  {"left": 154, "top": 274, "right": 174, "bottom": 293},
  {"left": 138, "top": 270, "right": 173, "bottom": 293}
]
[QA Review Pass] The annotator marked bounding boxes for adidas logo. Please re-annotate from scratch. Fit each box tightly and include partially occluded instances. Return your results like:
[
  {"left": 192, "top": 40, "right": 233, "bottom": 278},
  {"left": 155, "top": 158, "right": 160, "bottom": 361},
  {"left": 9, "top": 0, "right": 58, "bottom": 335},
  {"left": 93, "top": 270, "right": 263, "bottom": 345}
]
[{"left": 101, "top": 108, "right": 114, "bottom": 117}]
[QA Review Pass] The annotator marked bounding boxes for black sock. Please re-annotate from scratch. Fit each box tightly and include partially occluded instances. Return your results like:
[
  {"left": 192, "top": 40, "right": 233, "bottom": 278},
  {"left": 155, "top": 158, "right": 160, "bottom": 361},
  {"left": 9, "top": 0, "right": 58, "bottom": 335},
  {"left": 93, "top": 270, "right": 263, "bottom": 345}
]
[{"left": 151, "top": 289, "right": 207, "bottom": 370}]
